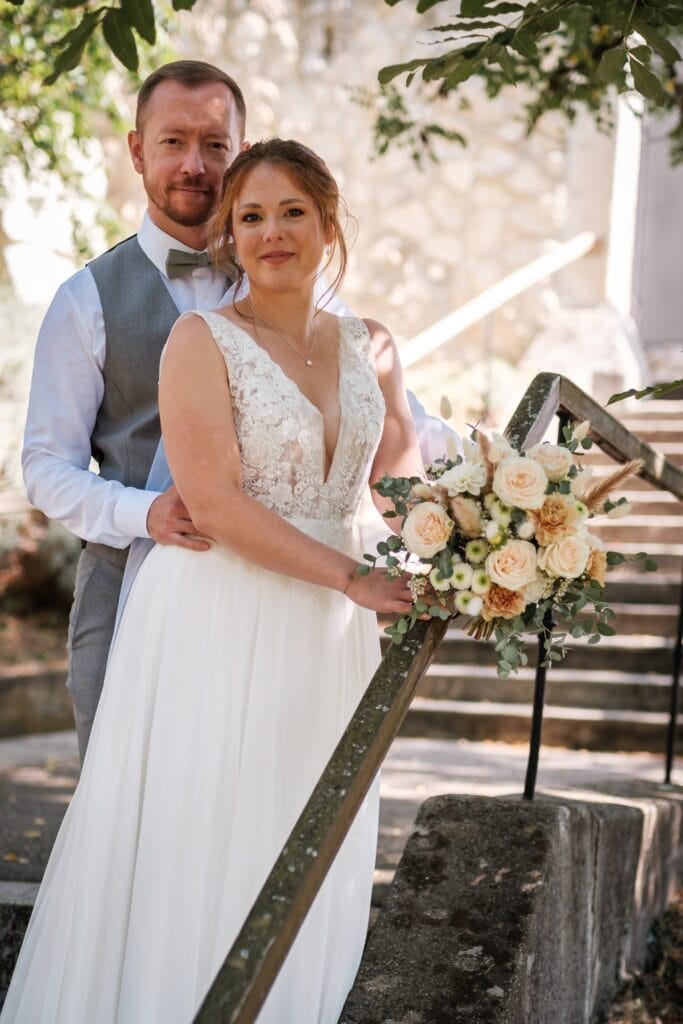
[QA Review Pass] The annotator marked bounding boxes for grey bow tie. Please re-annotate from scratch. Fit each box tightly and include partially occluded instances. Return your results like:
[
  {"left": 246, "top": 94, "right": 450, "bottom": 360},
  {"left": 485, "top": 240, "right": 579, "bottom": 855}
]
[{"left": 165, "top": 248, "right": 215, "bottom": 279}]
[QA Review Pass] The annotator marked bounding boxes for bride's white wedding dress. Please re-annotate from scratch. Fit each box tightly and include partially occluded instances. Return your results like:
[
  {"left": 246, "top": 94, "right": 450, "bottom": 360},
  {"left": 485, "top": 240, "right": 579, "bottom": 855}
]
[{"left": 2, "top": 312, "right": 386, "bottom": 1024}]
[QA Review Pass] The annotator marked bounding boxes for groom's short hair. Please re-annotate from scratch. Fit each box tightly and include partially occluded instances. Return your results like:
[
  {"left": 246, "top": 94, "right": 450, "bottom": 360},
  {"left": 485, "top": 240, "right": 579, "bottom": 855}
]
[{"left": 136, "top": 60, "right": 247, "bottom": 135}]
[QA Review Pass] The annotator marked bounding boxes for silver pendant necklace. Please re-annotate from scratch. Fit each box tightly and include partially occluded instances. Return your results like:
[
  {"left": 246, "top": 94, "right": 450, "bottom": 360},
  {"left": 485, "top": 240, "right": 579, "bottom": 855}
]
[{"left": 246, "top": 296, "right": 318, "bottom": 367}]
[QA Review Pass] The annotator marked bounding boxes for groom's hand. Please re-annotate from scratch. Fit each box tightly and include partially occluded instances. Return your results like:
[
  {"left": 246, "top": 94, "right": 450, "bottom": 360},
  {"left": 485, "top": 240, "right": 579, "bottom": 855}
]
[{"left": 147, "top": 485, "right": 211, "bottom": 551}]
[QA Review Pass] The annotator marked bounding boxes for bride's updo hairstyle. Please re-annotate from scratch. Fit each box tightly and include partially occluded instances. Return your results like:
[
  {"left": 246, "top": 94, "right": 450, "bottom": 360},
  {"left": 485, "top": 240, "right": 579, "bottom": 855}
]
[{"left": 209, "top": 138, "right": 349, "bottom": 302}]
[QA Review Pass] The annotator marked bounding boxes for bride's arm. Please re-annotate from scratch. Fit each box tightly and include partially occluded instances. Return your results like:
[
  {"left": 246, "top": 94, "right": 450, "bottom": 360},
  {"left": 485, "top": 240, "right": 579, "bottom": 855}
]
[
  {"left": 159, "top": 315, "right": 414, "bottom": 614},
  {"left": 363, "top": 318, "right": 425, "bottom": 530}
]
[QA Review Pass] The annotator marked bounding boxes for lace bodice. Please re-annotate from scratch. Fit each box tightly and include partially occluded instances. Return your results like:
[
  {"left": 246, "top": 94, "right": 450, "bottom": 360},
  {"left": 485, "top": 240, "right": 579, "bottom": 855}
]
[{"left": 193, "top": 311, "right": 385, "bottom": 532}]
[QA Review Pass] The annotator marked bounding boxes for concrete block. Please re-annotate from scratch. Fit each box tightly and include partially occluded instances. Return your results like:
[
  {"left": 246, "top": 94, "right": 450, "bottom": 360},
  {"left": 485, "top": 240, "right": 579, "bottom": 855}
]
[{"left": 342, "top": 786, "right": 682, "bottom": 1024}]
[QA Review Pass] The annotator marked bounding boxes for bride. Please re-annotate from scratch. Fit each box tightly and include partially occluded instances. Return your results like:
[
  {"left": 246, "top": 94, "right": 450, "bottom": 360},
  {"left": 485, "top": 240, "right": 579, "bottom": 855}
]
[{"left": 1, "top": 138, "right": 424, "bottom": 1024}]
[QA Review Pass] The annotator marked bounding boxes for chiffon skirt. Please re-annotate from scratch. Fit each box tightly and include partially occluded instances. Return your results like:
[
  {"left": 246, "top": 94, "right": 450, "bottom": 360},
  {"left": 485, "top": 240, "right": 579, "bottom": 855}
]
[{"left": 1, "top": 539, "right": 381, "bottom": 1023}]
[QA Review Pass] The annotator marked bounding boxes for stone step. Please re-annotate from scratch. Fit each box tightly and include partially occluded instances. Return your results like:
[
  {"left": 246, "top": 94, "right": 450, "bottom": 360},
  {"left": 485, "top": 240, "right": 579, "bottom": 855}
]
[
  {"left": 588, "top": 517, "right": 683, "bottom": 543},
  {"left": 618, "top": 423, "right": 683, "bottom": 443},
  {"left": 387, "top": 629, "right": 676, "bottom": 676},
  {"left": 416, "top": 661, "right": 676, "bottom": 712},
  {"left": 400, "top": 697, "right": 683, "bottom": 753}
]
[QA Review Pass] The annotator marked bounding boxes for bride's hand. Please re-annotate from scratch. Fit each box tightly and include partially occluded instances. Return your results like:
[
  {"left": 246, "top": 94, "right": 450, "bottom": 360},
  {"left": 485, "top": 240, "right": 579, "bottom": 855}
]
[{"left": 344, "top": 567, "right": 415, "bottom": 614}]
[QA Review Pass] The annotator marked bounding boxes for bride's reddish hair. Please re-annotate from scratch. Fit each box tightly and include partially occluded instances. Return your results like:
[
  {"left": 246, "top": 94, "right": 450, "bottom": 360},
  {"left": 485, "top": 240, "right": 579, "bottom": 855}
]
[{"left": 209, "top": 138, "right": 349, "bottom": 302}]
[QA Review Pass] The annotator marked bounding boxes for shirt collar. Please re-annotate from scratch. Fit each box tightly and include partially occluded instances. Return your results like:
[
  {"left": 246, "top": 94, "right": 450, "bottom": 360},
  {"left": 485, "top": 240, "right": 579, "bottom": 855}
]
[{"left": 137, "top": 211, "right": 212, "bottom": 279}]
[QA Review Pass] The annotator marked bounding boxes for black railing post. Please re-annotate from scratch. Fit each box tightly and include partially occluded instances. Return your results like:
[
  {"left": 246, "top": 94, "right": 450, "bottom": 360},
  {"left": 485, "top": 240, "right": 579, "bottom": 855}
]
[
  {"left": 664, "top": 563, "right": 683, "bottom": 784},
  {"left": 522, "top": 412, "right": 568, "bottom": 801},
  {"left": 523, "top": 608, "right": 554, "bottom": 801}
]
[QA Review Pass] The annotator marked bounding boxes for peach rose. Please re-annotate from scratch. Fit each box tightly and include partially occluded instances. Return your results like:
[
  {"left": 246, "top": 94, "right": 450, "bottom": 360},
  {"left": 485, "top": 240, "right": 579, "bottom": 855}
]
[
  {"left": 492, "top": 456, "right": 548, "bottom": 510},
  {"left": 528, "top": 493, "right": 580, "bottom": 546},
  {"left": 402, "top": 501, "right": 453, "bottom": 558},
  {"left": 527, "top": 442, "right": 574, "bottom": 482},
  {"left": 485, "top": 539, "right": 538, "bottom": 591},
  {"left": 481, "top": 583, "right": 527, "bottom": 621},
  {"left": 537, "top": 536, "right": 590, "bottom": 579},
  {"left": 586, "top": 548, "right": 607, "bottom": 587}
]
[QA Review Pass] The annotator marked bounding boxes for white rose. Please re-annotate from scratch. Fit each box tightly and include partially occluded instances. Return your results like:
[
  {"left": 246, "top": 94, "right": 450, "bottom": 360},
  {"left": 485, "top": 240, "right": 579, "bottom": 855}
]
[
  {"left": 537, "top": 536, "right": 590, "bottom": 579},
  {"left": 527, "top": 443, "right": 574, "bottom": 482},
  {"left": 439, "top": 461, "right": 488, "bottom": 497},
  {"left": 492, "top": 456, "right": 548, "bottom": 510},
  {"left": 485, "top": 539, "right": 538, "bottom": 591},
  {"left": 402, "top": 501, "right": 453, "bottom": 558}
]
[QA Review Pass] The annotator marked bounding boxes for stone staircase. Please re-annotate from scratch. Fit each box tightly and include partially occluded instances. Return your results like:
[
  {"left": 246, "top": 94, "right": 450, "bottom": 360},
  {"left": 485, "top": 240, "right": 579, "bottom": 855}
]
[{"left": 393, "top": 399, "right": 683, "bottom": 754}]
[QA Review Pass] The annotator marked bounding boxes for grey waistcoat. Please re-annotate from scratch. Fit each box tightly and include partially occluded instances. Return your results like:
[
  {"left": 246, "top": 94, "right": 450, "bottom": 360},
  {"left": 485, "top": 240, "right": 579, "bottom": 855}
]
[{"left": 88, "top": 236, "right": 180, "bottom": 491}]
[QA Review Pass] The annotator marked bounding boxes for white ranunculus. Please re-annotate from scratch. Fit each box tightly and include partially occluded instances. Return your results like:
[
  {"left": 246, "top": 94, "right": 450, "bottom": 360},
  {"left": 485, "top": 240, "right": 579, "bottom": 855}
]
[
  {"left": 527, "top": 442, "right": 574, "bottom": 482},
  {"left": 402, "top": 501, "right": 453, "bottom": 558},
  {"left": 439, "top": 461, "right": 488, "bottom": 497},
  {"left": 492, "top": 456, "right": 548, "bottom": 510},
  {"left": 537, "top": 536, "right": 590, "bottom": 579},
  {"left": 485, "top": 520, "right": 504, "bottom": 545},
  {"left": 485, "top": 539, "right": 538, "bottom": 591}
]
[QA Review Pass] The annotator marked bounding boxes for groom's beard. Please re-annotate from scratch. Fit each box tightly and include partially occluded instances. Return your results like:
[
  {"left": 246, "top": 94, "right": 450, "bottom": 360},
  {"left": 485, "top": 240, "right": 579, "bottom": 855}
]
[{"left": 144, "top": 173, "right": 218, "bottom": 228}]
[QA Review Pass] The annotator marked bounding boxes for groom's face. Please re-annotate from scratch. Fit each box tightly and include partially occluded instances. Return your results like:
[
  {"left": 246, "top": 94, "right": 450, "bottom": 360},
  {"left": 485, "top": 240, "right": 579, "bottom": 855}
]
[{"left": 128, "top": 80, "right": 245, "bottom": 240}]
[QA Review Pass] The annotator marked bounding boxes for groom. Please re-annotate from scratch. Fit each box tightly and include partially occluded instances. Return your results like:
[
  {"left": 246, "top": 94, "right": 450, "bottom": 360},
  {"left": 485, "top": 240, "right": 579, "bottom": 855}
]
[{"left": 22, "top": 60, "right": 456, "bottom": 762}]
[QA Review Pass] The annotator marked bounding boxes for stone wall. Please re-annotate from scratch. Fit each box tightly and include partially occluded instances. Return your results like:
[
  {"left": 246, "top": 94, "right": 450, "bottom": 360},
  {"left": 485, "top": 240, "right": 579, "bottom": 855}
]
[{"left": 1, "top": 0, "right": 603, "bottom": 486}]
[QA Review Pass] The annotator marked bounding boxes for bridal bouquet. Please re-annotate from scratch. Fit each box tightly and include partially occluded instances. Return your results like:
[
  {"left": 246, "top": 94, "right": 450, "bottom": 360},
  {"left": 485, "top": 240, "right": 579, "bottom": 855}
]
[{"left": 362, "top": 420, "right": 654, "bottom": 677}]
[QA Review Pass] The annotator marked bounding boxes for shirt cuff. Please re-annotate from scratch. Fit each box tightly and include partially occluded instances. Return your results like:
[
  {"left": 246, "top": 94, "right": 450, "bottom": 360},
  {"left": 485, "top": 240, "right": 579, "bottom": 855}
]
[{"left": 113, "top": 487, "right": 162, "bottom": 541}]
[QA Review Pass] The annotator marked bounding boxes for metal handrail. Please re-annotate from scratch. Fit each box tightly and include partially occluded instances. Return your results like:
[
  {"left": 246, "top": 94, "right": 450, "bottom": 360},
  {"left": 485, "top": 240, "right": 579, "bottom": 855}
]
[{"left": 195, "top": 372, "right": 683, "bottom": 1023}]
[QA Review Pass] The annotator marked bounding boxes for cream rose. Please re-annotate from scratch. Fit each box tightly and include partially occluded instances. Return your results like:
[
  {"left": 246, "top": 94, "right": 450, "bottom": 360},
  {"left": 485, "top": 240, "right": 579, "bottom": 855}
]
[
  {"left": 488, "top": 433, "right": 516, "bottom": 464},
  {"left": 537, "top": 536, "right": 590, "bottom": 579},
  {"left": 402, "top": 501, "right": 453, "bottom": 558},
  {"left": 527, "top": 442, "right": 574, "bottom": 482},
  {"left": 485, "top": 539, "right": 538, "bottom": 591},
  {"left": 492, "top": 456, "right": 548, "bottom": 510}
]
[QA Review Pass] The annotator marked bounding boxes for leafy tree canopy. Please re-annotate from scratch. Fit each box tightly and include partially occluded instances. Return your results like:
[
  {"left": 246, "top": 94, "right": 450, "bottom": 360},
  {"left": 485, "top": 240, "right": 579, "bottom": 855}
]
[
  {"left": 0, "top": 1, "right": 198, "bottom": 251},
  {"left": 372, "top": 0, "right": 683, "bottom": 165}
]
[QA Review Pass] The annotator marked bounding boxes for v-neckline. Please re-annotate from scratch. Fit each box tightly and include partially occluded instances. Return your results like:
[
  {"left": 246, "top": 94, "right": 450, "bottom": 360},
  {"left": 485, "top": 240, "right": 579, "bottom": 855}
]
[{"left": 209, "top": 310, "right": 345, "bottom": 486}]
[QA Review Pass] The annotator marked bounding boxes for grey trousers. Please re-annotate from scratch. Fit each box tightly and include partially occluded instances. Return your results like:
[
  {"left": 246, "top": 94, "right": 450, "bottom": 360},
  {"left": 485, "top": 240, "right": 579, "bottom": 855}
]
[{"left": 66, "top": 542, "right": 128, "bottom": 762}]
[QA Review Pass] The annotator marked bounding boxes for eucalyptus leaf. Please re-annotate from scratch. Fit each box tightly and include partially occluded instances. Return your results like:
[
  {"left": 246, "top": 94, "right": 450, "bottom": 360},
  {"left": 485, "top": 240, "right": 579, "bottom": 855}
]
[{"left": 634, "top": 21, "right": 681, "bottom": 63}]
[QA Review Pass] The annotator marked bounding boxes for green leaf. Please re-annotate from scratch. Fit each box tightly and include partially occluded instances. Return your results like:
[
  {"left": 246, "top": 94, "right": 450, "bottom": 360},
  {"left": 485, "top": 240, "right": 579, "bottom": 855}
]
[
  {"left": 172, "top": 0, "right": 201, "bottom": 9},
  {"left": 597, "top": 45, "right": 627, "bottom": 83},
  {"left": 357, "top": 564, "right": 371, "bottom": 576},
  {"left": 396, "top": 617, "right": 409, "bottom": 634},
  {"left": 44, "top": 11, "right": 103, "bottom": 85},
  {"left": 378, "top": 58, "right": 428, "bottom": 85},
  {"left": 121, "top": 0, "right": 156, "bottom": 44},
  {"left": 631, "top": 45, "right": 653, "bottom": 63},
  {"left": 607, "top": 378, "right": 683, "bottom": 403},
  {"left": 606, "top": 551, "right": 625, "bottom": 565},
  {"left": 51, "top": 8, "right": 103, "bottom": 51},
  {"left": 644, "top": 559, "right": 658, "bottom": 572},
  {"left": 633, "top": 22, "right": 681, "bottom": 64},
  {"left": 102, "top": 9, "right": 139, "bottom": 70},
  {"left": 417, "top": 0, "right": 450, "bottom": 10},
  {"left": 461, "top": 0, "right": 494, "bottom": 14},
  {"left": 629, "top": 55, "right": 667, "bottom": 102},
  {"left": 510, "top": 30, "right": 537, "bottom": 59}
]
